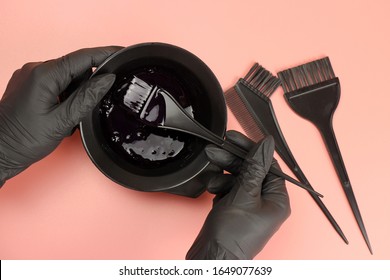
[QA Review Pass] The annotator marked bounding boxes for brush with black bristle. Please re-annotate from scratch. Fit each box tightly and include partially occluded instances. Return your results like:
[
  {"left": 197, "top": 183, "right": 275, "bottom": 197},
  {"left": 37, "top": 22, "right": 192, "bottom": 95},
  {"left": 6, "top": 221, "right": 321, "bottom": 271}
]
[
  {"left": 278, "top": 57, "right": 372, "bottom": 254},
  {"left": 225, "top": 63, "right": 348, "bottom": 244},
  {"left": 121, "top": 76, "right": 323, "bottom": 197}
]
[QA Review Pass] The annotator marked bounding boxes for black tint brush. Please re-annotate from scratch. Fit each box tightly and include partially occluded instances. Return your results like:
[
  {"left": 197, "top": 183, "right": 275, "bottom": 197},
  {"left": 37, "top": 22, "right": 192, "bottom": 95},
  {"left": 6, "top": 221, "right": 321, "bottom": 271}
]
[
  {"left": 278, "top": 57, "right": 372, "bottom": 254},
  {"left": 122, "top": 76, "right": 323, "bottom": 197},
  {"left": 225, "top": 63, "right": 348, "bottom": 244}
]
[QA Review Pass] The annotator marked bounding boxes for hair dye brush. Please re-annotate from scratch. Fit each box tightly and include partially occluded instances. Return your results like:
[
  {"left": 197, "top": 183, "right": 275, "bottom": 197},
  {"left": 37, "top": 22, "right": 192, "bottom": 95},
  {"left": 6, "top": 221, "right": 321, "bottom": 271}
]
[
  {"left": 225, "top": 63, "right": 347, "bottom": 244},
  {"left": 120, "top": 76, "right": 323, "bottom": 197},
  {"left": 278, "top": 57, "right": 372, "bottom": 254}
]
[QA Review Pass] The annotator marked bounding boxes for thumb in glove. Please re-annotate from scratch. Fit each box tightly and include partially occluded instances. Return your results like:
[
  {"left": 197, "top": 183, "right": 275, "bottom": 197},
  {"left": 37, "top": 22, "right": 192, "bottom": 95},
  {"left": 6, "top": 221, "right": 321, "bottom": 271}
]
[{"left": 56, "top": 73, "right": 116, "bottom": 134}]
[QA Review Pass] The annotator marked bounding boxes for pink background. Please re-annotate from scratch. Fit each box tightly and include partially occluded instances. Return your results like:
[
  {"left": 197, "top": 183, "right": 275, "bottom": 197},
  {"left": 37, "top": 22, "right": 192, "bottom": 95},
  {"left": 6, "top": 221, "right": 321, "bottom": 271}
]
[{"left": 1, "top": 0, "right": 389, "bottom": 260}]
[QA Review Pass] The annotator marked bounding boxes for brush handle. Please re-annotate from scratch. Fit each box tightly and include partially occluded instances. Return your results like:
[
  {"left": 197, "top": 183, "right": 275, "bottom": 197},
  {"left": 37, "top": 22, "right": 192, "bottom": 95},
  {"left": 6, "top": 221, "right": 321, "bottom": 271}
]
[
  {"left": 234, "top": 81, "right": 324, "bottom": 194},
  {"left": 268, "top": 123, "right": 349, "bottom": 243},
  {"left": 212, "top": 137, "right": 323, "bottom": 197},
  {"left": 288, "top": 159, "right": 349, "bottom": 243},
  {"left": 319, "top": 124, "right": 350, "bottom": 186},
  {"left": 229, "top": 82, "right": 348, "bottom": 242},
  {"left": 160, "top": 90, "right": 322, "bottom": 197},
  {"left": 318, "top": 122, "right": 372, "bottom": 253}
]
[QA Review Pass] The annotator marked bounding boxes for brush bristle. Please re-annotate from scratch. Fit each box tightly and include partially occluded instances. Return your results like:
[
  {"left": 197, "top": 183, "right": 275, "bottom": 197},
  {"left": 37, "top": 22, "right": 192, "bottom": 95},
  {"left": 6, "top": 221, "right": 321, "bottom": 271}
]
[
  {"left": 242, "top": 63, "right": 281, "bottom": 98},
  {"left": 123, "top": 76, "right": 152, "bottom": 113},
  {"left": 277, "top": 57, "right": 336, "bottom": 93},
  {"left": 225, "top": 86, "right": 266, "bottom": 142}
]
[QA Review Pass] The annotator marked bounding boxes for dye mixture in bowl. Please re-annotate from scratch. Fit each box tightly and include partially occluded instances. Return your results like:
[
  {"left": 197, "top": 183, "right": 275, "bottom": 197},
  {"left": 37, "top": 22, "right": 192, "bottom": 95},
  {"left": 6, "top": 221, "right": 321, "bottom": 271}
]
[{"left": 99, "top": 65, "right": 199, "bottom": 171}]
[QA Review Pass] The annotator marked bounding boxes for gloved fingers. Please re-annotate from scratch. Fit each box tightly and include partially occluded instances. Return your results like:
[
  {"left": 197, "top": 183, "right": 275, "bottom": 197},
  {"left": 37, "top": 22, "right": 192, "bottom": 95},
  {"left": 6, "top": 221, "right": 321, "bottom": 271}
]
[
  {"left": 238, "top": 135, "right": 275, "bottom": 197},
  {"left": 42, "top": 46, "right": 123, "bottom": 103},
  {"left": 225, "top": 130, "right": 255, "bottom": 151},
  {"left": 207, "top": 173, "right": 236, "bottom": 195},
  {"left": 208, "top": 174, "right": 236, "bottom": 205},
  {"left": 54, "top": 73, "right": 116, "bottom": 134},
  {"left": 205, "top": 145, "right": 243, "bottom": 175},
  {"left": 260, "top": 159, "right": 291, "bottom": 220},
  {"left": 204, "top": 131, "right": 256, "bottom": 174},
  {"left": 245, "top": 135, "right": 275, "bottom": 171},
  {"left": 204, "top": 131, "right": 270, "bottom": 175}
]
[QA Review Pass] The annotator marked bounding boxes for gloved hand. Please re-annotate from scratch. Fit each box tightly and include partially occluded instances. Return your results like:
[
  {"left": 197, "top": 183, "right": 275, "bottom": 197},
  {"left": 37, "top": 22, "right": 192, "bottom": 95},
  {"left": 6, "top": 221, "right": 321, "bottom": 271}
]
[
  {"left": 186, "top": 131, "right": 291, "bottom": 260},
  {"left": 0, "top": 46, "right": 122, "bottom": 186}
]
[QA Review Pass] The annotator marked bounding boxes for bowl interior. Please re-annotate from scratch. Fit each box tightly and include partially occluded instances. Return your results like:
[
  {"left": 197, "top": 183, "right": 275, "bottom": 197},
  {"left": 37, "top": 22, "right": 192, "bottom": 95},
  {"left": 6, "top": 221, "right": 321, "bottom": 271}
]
[{"left": 80, "top": 43, "right": 226, "bottom": 191}]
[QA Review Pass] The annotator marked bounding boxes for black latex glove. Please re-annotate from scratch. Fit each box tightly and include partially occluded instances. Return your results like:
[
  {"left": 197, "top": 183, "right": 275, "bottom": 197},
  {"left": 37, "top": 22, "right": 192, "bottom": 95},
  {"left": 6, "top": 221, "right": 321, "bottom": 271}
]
[
  {"left": 186, "top": 131, "right": 291, "bottom": 260},
  {"left": 0, "top": 46, "right": 122, "bottom": 186}
]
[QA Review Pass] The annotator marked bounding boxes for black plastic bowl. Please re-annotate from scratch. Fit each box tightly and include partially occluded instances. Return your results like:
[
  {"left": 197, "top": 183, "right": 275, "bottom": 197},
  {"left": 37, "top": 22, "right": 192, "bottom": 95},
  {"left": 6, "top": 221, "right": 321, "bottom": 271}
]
[{"left": 80, "top": 43, "right": 226, "bottom": 197}]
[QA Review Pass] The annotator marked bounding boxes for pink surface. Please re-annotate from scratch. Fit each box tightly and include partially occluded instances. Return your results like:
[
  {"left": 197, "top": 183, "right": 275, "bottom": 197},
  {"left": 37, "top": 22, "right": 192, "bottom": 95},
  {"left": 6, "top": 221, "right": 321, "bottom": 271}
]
[{"left": 0, "top": 0, "right": 389, "bottom": 260}]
